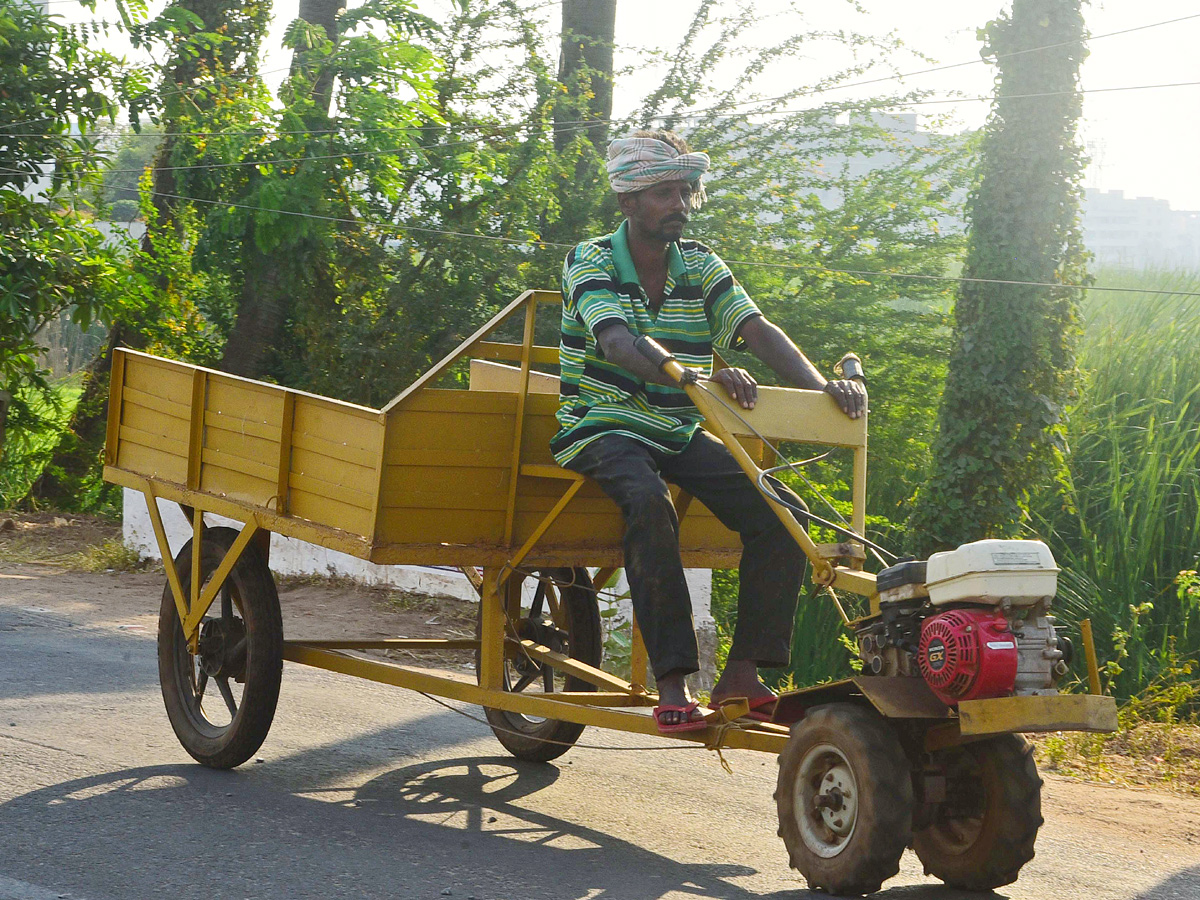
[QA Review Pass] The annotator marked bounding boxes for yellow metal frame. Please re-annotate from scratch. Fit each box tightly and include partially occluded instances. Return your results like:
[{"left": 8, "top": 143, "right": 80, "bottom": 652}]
[{"left": 104, "top": 289, "right": 1115, "bottom": 752}]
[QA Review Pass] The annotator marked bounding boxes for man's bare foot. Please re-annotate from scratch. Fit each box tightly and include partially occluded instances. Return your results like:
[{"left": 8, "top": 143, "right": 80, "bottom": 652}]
[
  {"left": 710, "top": 658, "right": 776, "bottom": 709},
  {"left": 654, "top": 670, "right": 703, "bottom": 727}
]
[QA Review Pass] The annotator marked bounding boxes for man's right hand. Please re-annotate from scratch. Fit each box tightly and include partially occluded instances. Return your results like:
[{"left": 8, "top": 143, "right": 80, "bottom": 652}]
[
  {"left": 823, "top": 379, "right": 867, "bottom": 419},
  {"left": 708, "top": 367, "right": 758, "bottom": 409}
]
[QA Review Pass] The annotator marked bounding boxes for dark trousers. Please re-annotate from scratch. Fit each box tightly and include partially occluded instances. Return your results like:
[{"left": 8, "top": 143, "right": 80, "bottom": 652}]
[{"left": 565, "top": 431, "right": 807, "bottom": 679}]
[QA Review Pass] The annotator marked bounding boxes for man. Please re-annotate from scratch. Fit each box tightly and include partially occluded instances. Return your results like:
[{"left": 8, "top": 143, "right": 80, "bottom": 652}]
[{"left": 554, "top": 131, "right": 866, "bottom": 732}]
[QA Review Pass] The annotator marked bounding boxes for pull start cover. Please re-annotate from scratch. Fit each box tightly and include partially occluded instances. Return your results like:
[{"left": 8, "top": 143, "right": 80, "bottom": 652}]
[{"left": 918, "top": 608, "right": 1019, "bottom": 705}]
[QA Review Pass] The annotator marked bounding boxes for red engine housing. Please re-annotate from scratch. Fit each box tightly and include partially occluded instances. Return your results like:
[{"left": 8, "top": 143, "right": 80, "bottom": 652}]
[{"left": 918, "top": 608, "right": 1018, "bottom": 706}]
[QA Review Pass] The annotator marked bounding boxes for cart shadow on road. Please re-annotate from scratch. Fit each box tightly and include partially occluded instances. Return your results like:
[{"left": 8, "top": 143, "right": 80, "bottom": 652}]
[
  {"left": 1, "top": 757, "right": 1028, "bottom": 900},
  {"left": 1132, "top": 865, "right": 1200, "bottom": 900}
]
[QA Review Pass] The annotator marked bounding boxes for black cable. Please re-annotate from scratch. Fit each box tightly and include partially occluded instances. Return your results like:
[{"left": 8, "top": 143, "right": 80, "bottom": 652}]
[
  {"left": 9, "top": 11, "right": 1199, "bottom": 138},
  {"left": 754, "top": 470, "right": 897, "bottom": 562},
  {"left": 13, "top": 77, "right": 1200, "bottom": 147},
  {"left": 8, "top": 167, "right": 1197, "bottom": 300}
]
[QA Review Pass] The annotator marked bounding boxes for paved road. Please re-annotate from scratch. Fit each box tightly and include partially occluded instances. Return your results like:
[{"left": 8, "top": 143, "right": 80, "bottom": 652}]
[{"left": 1, "top": 589, "right": 1197, "bottom": 900}]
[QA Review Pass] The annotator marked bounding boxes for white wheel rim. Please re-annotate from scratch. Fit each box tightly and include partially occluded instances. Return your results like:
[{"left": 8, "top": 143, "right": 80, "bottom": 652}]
[{"left": 793, "top": 742, "right": 859, "bottom": 858}]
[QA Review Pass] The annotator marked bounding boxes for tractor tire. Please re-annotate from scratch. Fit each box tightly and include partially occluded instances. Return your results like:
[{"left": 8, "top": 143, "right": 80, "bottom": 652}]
[
  {"left": 158, "top": 527, "right": 283, "bottom": 769},
  {"left": 913, "top": 733, "right": 1043, "bottom": 891},
  {"left": 478, "top": 568, "right": 601, "bottom": 763},
  {"left": 775, "top": 703, "right": 913, "bottom": 896}
]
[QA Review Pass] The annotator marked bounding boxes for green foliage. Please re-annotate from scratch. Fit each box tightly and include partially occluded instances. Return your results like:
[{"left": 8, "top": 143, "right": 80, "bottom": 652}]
[
  {"left": 631, "top": 2, "right": 971, "bottom": 545},
  {"left": 0, "top": 0, "right": 154, "bottom": 508},
  {"left": 68, "top": 537, "right": 148, "bottom": 572},
  {"left": 0, "top": 189, "right": 145, "bottom": 513},
  {"left": 0, "top": 1, "right": 129, "bottom": 193},
  {"left": 250, "top": 1, "right": 607, "bottom": 402},
  {"left": 98, "top": 125, "right": 163, "bottom": 221},
  {"left": 595, "top": 570, "right": 633, "bottom": 679},
  {"left": 0, "top": 378, "right": 81, "bottom": 507},
  {"left": 0, "top": 1, "right": 147, "bottom": 463},
  {"left": 711, "top": 566, "right": 859, "bottom": 690},
  {"left": 910, "top": 0, "right": 1089, "bottom": 553},
  {"left": 1035, "top": 268, "right": 1200, "bottom": 699},
  {"left": 1036, "top": 635, "right": 1198, "bottom": 790},
  {"left": 0, "top": 192, "right": 127, "bottom": 395}
]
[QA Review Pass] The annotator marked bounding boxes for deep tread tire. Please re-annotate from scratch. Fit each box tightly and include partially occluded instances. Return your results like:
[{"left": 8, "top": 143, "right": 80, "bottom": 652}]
[
  {"left": 775, "top": 703, "right": 913, "bottom": 896},
  {"left": 913, "top": 733, "right": 1043, "bottom": 891},
  {"left": 158, "top": 527, "right": 283, "bottom": 769},
  {"left": 480, "top": 568, "right": 602, "bottom": 763}
]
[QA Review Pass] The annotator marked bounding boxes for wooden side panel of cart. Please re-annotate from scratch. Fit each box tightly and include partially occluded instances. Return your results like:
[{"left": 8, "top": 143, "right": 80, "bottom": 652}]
[{"left": 104, "top": 348, "right": 385, "bottom": 558}]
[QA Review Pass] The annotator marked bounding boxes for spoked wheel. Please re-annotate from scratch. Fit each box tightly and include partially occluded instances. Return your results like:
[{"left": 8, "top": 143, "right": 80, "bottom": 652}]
[
  {"left": 158, "top": 526, "right": 283, "bottom": 769},
  {"left": 477, "top": 567, "right": 601, "bottom": 762},
  {"left": 913, "top": 733, "right": 1043, "bottom": 891},
  {"left": 775, "top": 703, "right": 913, "bottom": 896}
]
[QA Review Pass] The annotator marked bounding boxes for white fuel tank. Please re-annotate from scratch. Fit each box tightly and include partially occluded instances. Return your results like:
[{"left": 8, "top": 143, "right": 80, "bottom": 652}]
[{"left": 925, "top": 539, "right": 1059, "bottom": 607}]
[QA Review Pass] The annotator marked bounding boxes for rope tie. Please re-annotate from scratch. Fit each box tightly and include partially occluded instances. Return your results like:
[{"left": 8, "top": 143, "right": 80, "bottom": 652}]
[{"left": 704, "top": 720, "right": 741, "bottom": 774}]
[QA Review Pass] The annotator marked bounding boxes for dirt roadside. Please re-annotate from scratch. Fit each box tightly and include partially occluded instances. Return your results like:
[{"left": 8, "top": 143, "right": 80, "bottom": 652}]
[{"left": 0, "top": 511, "right": 480, "bottom": 672}]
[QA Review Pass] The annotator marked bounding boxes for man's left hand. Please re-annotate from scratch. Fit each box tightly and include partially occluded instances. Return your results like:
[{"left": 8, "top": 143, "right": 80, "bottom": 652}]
[
  {"left": 824, "top": 379, "right": 867, "bottom": 419},
  {"left": 709, "top": 367, "right": 758, "bottom": 409}
]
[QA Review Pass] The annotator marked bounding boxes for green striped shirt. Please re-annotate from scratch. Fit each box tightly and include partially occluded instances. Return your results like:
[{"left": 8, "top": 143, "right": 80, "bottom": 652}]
[{"left": 552, "top": 219, "right": 762, "bottom": 465}]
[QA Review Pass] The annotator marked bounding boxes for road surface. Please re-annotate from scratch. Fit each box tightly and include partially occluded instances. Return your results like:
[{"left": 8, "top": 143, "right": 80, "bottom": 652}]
[{"left": 1, "top": 564, "right": 1197, "bottom": 900}]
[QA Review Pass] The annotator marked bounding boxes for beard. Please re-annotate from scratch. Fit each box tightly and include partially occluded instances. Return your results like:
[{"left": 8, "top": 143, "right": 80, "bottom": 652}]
[{"left": 655, "top": 215, "right": 688, "bottom": 241}]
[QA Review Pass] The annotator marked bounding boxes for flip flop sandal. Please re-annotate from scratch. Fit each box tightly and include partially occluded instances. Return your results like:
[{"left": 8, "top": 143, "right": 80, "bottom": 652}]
[{"left": 652, "top": 700, "right": 709, "bottom": 734}]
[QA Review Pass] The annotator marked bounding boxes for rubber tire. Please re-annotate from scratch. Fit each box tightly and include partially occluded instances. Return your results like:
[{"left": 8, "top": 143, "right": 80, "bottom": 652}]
[
  {"left": 775, "top": 703, "right": 914, "bottom": 896},
  {"left": 913, "top": 734, "right": 1043, "bottom": 891},
  {"left": 481, "top": 568, "right": 602, "bottom": 763},
  {"left": 158, "top": 527, "right": 283, "bottom": 769}
]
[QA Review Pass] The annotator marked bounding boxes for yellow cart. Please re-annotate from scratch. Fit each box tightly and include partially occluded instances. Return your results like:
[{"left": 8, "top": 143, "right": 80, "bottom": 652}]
[{"left": 104, "top": 289, "right": 1117, "bottom": 895}]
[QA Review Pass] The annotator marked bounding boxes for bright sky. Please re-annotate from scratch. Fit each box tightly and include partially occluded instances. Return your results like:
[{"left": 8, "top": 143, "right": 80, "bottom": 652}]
[{"left": 49, "top": 0, "right": 1200, "bottom": 210}]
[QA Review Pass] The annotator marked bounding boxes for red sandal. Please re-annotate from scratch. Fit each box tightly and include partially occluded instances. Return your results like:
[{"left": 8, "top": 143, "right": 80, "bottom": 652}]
[{"left": 652, "top": 700, "right": 709, "bottom": 734}]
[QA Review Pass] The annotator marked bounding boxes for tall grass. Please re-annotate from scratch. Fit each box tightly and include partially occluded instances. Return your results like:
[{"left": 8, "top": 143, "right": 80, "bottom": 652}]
[{"left": 1036, "top": 268, "right": 1200, "bottom": 698}]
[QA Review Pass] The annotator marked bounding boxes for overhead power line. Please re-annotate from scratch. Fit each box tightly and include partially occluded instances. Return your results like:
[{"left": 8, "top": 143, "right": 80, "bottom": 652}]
[
  {"left": 20, "top": 77, "right": 1197, "bottom": 180},
  {"left": 9, "top": 172, "right": 1189, "bottom": 299},
  {"left": 648, "top": 12, "right": 1200, "bottom": 119},
  {"left": 5, "top": 10, "right": 1197, "bottom": 137}
]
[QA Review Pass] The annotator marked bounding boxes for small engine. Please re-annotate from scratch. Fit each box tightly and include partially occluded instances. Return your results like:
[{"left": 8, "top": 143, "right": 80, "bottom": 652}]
[
  {"left": 860, "top": 540, "right": 1071, "bottom": 706},
  {"left": 917, "top": 608, "right": 1017, "bottom": 705}
]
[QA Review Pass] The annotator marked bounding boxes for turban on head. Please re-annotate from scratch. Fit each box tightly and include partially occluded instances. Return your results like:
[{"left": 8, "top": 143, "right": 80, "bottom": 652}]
[{"left": 606, "top": 137, "right": 710, "bottom": 210}]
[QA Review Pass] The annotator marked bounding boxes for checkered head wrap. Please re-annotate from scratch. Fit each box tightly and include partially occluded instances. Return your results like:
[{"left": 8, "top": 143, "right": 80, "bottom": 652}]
[{"left": 606, "top": 137, "right": 710, "bottom": 210}]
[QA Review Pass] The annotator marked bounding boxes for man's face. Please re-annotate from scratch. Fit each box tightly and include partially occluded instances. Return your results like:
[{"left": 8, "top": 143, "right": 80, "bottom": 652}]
[{"left": 622, "top": 180, "right": 694, "bottom": 242}]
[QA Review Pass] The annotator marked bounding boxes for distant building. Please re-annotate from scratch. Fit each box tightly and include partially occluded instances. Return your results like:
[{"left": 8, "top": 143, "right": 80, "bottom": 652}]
[
  {"left": 1081, "top": 188, "right": 1200, "bottom": 271},
  {"left": 817, "top": 112, "right": 969, "bottom": 236},
  {"left": 704, "top": 111, "right": 972, "bottom": 237}
]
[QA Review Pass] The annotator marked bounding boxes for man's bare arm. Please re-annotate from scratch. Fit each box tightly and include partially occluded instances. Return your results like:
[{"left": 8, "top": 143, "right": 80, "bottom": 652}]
[
  {"left": 595, "top": 323, "right": 680, "bottom": 386},
  {"left": 740, "top": 315, "right": 866, "bottom": 419}
]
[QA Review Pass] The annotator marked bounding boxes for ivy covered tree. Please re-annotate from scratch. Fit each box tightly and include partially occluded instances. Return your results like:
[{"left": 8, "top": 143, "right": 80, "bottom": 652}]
[{"left": 908, "top": 0, "right": 1089, "bottom": 553}]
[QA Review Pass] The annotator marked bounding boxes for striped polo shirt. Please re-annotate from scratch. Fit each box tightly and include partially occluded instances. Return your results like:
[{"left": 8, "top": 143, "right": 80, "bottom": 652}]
[{"left": 552, "top": 219, "right": 762, "bottom": 465}]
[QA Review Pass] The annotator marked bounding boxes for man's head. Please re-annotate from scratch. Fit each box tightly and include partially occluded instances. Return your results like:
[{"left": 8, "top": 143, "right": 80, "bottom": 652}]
[{"left": 607, "top": 130, "right": 709, "bottom": 243}]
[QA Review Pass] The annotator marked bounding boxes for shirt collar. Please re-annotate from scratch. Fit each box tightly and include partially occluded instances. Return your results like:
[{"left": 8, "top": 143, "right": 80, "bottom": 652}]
[{"left": 611, "top": 219, "right": 688, "bottom": 292}]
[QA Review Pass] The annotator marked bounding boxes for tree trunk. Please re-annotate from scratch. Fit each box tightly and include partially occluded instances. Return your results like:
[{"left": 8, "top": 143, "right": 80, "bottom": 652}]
[
  {"left": 220, "top": 0, "right": 345, "bottom": 380},
  {"left": 0, "top": 390, "right": 10, "bottom": 458},
  {"left": 218, "top": 238, "right": 289, "bottom": 378},
  {"left": 293, "top": 0, "right": 346, "bottom": 116},
  {"left": 556, "top": 0, "right": 617, "bottom": 151}
]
